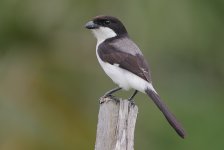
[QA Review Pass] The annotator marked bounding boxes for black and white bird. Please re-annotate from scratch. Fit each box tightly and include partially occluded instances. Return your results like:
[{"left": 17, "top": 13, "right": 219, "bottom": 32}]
[{"left": 85, "top": 15, "right": 185, "bottom": 138}]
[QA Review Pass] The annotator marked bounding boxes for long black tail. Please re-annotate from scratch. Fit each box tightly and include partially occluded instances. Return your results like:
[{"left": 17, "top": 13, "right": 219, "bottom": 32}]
[{"left": 145, "top": 88, "right": 186, "bottom": 138}]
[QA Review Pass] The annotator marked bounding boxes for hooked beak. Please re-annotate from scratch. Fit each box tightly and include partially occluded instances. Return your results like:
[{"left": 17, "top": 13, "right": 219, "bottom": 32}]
[{"left": 85, "top": 21, "right": 99, "bottom": 29}]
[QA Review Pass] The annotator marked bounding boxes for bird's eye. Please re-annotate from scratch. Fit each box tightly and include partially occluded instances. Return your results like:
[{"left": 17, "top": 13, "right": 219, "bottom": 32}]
[{"left": 104, "top": 20, "right": 111, "bottom": 25}]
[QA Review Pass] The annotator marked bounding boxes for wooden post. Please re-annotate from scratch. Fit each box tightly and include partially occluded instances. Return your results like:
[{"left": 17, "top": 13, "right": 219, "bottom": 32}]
[{"left": 95, "top": 96, "right": 138, "bottom": 150}]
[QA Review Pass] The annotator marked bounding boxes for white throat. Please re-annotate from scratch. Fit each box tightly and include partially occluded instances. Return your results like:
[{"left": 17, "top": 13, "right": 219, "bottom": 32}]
[{"left": 92, "top": 27, "right": 117, "bottom": 46}]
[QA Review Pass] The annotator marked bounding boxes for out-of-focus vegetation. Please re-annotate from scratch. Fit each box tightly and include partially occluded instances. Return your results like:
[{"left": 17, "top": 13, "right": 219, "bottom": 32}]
[{"left": 0, "top": 0, "right": 223, "bottom": 149}]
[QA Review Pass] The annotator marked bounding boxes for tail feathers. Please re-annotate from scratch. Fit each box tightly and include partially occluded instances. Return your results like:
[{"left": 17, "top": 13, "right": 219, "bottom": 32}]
[{"left": 145, "top": 88, "right": 186, "bottom": 138}]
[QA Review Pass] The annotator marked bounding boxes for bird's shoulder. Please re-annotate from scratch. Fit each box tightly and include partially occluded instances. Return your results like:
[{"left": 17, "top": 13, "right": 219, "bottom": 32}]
[{"left": 99, "top": 36, "right": 143, "bottom": 56}]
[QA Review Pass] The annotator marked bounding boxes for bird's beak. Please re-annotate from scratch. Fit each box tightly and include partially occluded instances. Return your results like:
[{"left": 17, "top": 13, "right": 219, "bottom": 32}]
[{"left": 85, "top": 21, "right": 99, "bottom": 29}]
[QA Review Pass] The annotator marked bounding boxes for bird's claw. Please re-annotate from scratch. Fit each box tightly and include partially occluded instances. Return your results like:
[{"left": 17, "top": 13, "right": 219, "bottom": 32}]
[
  {"left": 128, "top": 99, "right": 135, "bottom": 105},
  {"left": 100, "top": 94, "right": 113, "bottom": 104}
]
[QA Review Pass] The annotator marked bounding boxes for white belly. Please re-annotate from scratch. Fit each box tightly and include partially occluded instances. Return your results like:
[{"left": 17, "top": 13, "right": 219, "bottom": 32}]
[{"left": 96, "top": 52, "right": 155, "bottom": 93}]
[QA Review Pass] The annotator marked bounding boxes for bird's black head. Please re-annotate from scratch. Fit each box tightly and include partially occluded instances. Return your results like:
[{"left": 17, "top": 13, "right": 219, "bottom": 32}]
[{"left": 85, "top": 15, "right": 128, "bottom": 36}]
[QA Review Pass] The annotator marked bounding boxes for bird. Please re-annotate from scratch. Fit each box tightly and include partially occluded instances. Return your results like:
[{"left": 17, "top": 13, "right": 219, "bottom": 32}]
[{"left": 85, "top": 15, "right": 185, "bottom": 138}]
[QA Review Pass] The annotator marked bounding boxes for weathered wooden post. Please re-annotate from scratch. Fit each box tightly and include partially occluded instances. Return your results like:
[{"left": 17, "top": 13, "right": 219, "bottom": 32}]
[{"left": 95, "top": 96, "right": 138, "bottom": 150}]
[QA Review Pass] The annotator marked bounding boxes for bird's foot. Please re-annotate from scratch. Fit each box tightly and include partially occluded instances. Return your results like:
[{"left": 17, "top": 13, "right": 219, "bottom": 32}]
[
  {"left": 99, "top": 96, "right": 111, "bottom": 104},
  {"left": 128, "top": 98, "right": 135, "bottom": 105},
  {"left": 100, "top": 94, "right": 117, "bottom": 104},
  {"left": 102, "top": 87, "right": 122, "bottom": 99},
  {"left": 102, "top": 93, "right": 112, "bottom": 98}
]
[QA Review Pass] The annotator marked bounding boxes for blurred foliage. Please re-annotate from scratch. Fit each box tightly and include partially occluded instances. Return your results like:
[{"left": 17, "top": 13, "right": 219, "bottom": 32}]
[{"left": 0, "top": 0, "right": 223, "bottom": 149}]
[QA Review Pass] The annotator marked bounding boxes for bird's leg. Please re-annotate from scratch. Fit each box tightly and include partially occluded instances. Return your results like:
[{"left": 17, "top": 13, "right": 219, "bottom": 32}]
[
  {"left": 103, "top": 87, "right": 122, "bottom": 97},
  {"left": 128, "top": 90, "right": 138, "bottom": 103}
]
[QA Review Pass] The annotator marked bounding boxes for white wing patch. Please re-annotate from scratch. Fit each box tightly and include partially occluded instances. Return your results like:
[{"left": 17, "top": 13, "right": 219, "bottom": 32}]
[{"left": 113, "top": 63, "right": 120, "bottom": 67}]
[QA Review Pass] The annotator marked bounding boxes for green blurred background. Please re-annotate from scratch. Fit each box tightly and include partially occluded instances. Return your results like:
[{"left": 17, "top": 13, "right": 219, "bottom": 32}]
[{"left": 0, "top": 0, "right": 223, "bottom": 149}]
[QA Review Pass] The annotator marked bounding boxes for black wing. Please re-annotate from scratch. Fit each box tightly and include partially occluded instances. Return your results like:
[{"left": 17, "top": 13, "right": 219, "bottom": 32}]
[{"left": 98, "top": 38, "right": 151, "bottom": 82}]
